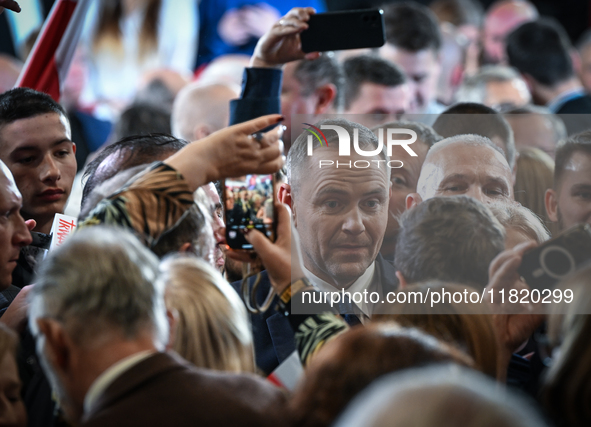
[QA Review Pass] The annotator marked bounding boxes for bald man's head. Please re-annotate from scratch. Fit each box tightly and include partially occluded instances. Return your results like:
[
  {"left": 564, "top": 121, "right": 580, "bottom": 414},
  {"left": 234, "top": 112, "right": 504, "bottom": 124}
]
[
  {"left": 483, "top": 0, "right": 538, "bottom": 65},
  {"left": 171, "top": 83, "right": 239, "bottom": 142},
  {"left": 411, "top": 134, "right": 513, "bottom": 206}
]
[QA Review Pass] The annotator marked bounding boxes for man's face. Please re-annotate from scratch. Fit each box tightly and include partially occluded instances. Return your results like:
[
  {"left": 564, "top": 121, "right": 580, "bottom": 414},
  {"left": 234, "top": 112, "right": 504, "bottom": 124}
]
[
  {"left": 0, "top": 113, "right": 76, "bottom": 229},
  {"left": 417, "top": 143, "right": 514, "bottom": 204},
  {"left": 202, "top": 183, "right": 225, "bottom": 270},
  {"left": 0, "top": 164, "right": 32, "bottom": 289},
  {"left": 345, "top": 83, "right": 411, "bottom": 128},
  {"left": 551, "top": 152, "right": 591, "bottom": 231},
  {"left": 0, "top": 352, "right": 27, "bottom": 427},
  {"left": 281, "top": 62, "right": 317, "bottom": 149},
  {"left": 482, "top": 6, "right": 533, "bottom": 65},
  {"left": 293, "top": 147, "right": 390, "bottom": 288},
  {"left": 385, "top": 141, "right": 429, "bottom": 243},
  {"left": 379, "top": 45, "right": 440, "bottom": 114}
]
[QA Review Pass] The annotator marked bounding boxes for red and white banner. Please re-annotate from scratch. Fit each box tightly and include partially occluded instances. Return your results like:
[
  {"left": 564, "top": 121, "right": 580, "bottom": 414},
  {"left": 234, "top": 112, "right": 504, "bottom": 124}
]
[
  {"left": 49, "top": 213, "right": 77, "bottom": 250},
  {"left": 16, "top": 0, "right": 91, "bottom": 101}
]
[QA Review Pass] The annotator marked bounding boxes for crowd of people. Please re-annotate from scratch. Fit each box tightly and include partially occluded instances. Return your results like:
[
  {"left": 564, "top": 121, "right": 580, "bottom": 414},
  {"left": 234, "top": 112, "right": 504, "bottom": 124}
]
[{"left": 1, "top": 0, "right": 591, "bottom": 426}]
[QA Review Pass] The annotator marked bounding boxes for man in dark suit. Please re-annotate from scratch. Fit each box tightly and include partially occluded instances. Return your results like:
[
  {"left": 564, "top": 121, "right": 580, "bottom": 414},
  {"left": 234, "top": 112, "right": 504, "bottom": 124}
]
[
  {"left": 227, "top": 10, "right": 395, "bottom": 373},
  {"left": 28, "top": 227, "right": 286, "bottom": 427},
  {"left": 506, "top": 19, "right": 591, "bottom": 135},
  {"left": 281, "top": 118, "right": 396, "bottom": 317}
]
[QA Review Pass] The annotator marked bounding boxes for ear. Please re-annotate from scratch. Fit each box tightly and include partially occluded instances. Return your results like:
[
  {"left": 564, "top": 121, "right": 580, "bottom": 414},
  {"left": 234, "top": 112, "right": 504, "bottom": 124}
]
[
  {"left": 72, "top": 142, "right": 77, "bottom": 154},
  {"left": 520, "top": 73, "right": 536, "bottom": 94},
  {"left": 278, "top": 183, "right": 297, "bottom": 227},
  {"left": 165, "top": 309, "right": 178, "bottom": 352},
  {"left": 395, "top": 271, "right": 408, "bottom": 289},
  {"left": 192, "top": 124, "right": 211, "bottom": 141},
  {"left": 405, "top": 192, "right": 422, "bottom": 210},
  {"left": 178, "top": 242, "right": 194, "bottom": 253},
  {"left": 278, "top": 183, "right": 293, "bottom": 207},
  {"left": 545, "top": 188, "right": 559, "bottom": 222},
  {"left": 36, "top": 318, "right": 72, "bottom": 373},
  {"left": 314, "top": 84, "right": 337, "bottom": 114}
]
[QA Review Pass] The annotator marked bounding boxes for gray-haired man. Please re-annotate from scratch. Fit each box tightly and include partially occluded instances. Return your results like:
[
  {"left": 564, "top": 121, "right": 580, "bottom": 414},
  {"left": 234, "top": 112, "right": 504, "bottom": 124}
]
[{"left": 28, "top": 227, "right": 285, "bottom": 427}]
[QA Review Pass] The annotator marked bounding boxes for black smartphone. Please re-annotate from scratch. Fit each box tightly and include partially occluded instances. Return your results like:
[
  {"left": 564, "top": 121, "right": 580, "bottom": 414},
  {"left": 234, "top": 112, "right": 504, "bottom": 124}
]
[
  {"left": 301, "top": 9, "right": 385, "bottom": 53},
  {"left": 518, "top": 224, "right": 591, "bottom": 290},
  {"left": 224, "top": 174, "right": 276, "bottom": 250}
]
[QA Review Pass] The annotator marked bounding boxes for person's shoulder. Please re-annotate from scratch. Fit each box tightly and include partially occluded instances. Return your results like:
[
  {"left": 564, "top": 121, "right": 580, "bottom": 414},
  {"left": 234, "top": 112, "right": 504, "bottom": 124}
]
[
  {"left": 83, "top": 352, "right": 286, "bottom": 427},
  {"left": 556, "top": 94, "right": 591, "bottom": 114},
  {"left": 374, "top": 254, "right": 399, "bottom": 291}
]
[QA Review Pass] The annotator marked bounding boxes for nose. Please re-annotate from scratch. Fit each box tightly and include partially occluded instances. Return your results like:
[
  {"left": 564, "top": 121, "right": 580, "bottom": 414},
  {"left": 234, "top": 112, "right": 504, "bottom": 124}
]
[
  {"left": 0, "top": 393, "right": 21, "bottom": 426},
  {"left": 342, "top": 206, "right": 365, "bottom": 235},
  {"left": 465, "top": 186, "right": 488, "bottom": 204},
  {"left": 214, "top": 223, "right": 226, "bottom": 245},
  {"left": 40, "top": 154, "right": 61, "bottom": 183},
  {"left": 13, "top": 213, "right": 33, "bottom": 248}
]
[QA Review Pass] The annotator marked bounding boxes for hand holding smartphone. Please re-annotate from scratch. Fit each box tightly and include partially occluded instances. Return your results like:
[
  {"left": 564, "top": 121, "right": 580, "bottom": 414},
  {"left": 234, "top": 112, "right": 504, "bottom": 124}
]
[
  {"left": 224, "top": 174, "right": 276, "bottom": 250},
  {"left": 300, "top": 9, "right": 385, "bottom": 53}
]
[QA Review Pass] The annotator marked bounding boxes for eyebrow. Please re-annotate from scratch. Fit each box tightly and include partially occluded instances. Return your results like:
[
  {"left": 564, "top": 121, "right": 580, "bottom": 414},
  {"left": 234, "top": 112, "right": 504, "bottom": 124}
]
[
  {"left": 316, "top": 187, "right": 386, "bottom": 198},
  {"left": 438, "top": 173, "right": 510, "bottom": 189},
  {"left": 10, "top": 138, "right": 72, "bottom": 154},
  {"left": 316, "top": 187, "right": 350, "bottom": 197},
  {"left": 571, "top": 183, "right": 591, "bottom": 192}
]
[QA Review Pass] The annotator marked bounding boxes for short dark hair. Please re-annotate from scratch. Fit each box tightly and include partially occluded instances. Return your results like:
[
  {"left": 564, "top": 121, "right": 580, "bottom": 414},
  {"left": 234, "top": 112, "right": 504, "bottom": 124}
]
[
  {"left": 554, "top": 130, "right": 591, "bottom": 189},
  {"left": 506, "top": 19, "right": 574, "bottom": 87},
  {"left": 113, "top": 102, "right": 172, "bottom": 141},
  {"left": 382, "top": 2, "right": 442, "bottom": 52},
  {"left": 0, "top": 87, "right": 68, "bottom": 131},
  {"left": 343, "top": 55, "right": 406, "bottom": 110},
  {"left": 294, "top": 54, "right": 345, "bottom": 111},
  {"left": 395, "top": 196, "right": 505, "bottom": 289},
  {"left": 82, "top": 134, "right": 187, "bottom": 208},
  {"left": 433, "top": 103, "right": 516, "bottom": 167}
]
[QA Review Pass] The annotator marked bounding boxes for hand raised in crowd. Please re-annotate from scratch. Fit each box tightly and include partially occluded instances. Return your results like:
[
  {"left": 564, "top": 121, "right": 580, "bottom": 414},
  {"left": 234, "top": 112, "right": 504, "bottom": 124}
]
[
  {"left": 0, "top": 0, "right": 21, "bottom": 14},
  {"left": 164, "top": 114, "right": 284, "bottom": 192},
  {"left": 486, "top": 241, "right": 545, "bottom": 360},
  {"left": 228, "top": 202, "right": 306, "bottom": 295},
  {"left": 251, "top": 7, "right": 321, "bottom": 68}
]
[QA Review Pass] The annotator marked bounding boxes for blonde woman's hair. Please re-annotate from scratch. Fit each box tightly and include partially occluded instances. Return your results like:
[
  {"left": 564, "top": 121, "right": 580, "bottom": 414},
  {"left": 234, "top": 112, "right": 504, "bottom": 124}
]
[
  {"left": 489, "top": 201, "right": 551, "bottom": 244},
  {"left": 160, "top": 256, "right": 255, "bottom": 373},
  {"left": 514, "top": 147, "right": 557, "bottom": 236}
]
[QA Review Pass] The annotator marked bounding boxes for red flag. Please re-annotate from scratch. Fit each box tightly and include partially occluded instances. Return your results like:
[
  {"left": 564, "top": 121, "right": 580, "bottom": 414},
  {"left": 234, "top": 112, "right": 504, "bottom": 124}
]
[{"left": 16, "top": 0, "right": 91, "bottom": 101}]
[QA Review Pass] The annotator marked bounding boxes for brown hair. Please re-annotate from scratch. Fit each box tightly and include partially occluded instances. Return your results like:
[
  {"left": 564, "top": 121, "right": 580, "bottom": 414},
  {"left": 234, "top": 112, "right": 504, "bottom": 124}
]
[
  {"left": 93, "top": 0, "right": 161, "bottom": 59},
  {"left": 289, "top": 323, "right": 472, "bottom": 427},
  {"left": 373, "top": 282, "right": 500, "bottom": 379}
]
